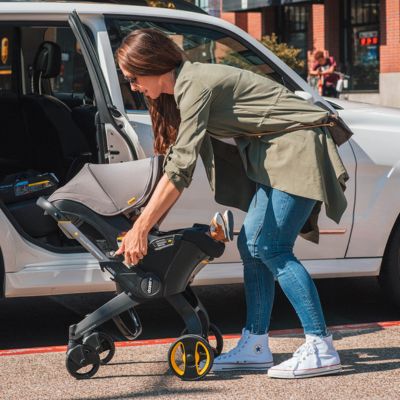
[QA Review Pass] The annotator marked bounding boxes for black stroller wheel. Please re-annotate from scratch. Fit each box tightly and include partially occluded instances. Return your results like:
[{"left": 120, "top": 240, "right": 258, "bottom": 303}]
[
  {"left": 208, "top": 323, "right": 224, "bottom": 356},
  {"left": 82, "top": 331, "right": 116, "bottom": 365},
  {"left": 97, "top": 332, "right": 116, "bottom": 365},
  {"left": 66, "top": 344, "right": 100, "bottom": 379},
  {"left": 168, "top": 335, "right": 214, "bottom": 381}
]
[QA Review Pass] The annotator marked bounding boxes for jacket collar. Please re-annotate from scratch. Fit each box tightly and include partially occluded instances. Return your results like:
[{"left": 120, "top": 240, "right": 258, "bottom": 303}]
[{"left": 174, "top": 60, "right": 191, "bottom": 83}]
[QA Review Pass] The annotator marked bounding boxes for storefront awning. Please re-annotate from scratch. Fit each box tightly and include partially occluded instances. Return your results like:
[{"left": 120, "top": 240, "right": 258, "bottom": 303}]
[{"left": 223, "top": 0, "right": 321, "bottom": 13}]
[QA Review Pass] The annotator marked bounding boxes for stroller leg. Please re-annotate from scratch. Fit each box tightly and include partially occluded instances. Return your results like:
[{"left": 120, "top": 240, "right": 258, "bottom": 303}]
[
  {"left": 65, "top": 292, "right": 141, "bottom": 379},
  {"left": 180, "top": 287, "right": 224, "bottom": 356},
  {"left": 182, "top": 286, "right": 210, "bottom": 334},
  {"left": 69, "top": 291, "right": 139, "bottom": 341},
  {"left": 167, "top": 292, "right": 204, "bottom": 335}
]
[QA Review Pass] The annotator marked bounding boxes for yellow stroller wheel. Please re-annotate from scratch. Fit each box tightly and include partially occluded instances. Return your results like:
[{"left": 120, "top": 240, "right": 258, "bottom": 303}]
[{"left": 168, "top": 334, "right": 214, "bottom": 380}]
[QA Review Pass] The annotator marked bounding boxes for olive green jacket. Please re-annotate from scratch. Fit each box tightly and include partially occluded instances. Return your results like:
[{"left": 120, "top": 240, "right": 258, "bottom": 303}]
[{"left": 164, "top": 61, "right": 349, "bottom": 243}]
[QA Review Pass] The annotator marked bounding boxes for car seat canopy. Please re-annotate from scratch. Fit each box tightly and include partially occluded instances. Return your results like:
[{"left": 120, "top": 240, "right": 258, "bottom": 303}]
[{"left": 48, "top": 156, "right": 162, "bottom": 216}]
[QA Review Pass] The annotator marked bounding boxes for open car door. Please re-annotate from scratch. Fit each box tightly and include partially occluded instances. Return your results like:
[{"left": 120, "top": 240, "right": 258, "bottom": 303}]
[{"left": 68, "top": 10, "right": 145, "bottom": 164}]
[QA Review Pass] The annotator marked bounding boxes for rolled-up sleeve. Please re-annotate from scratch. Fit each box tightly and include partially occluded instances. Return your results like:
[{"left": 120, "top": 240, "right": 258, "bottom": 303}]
[{"left": 164, "top": 79, "right": 213, "bottom": 191}]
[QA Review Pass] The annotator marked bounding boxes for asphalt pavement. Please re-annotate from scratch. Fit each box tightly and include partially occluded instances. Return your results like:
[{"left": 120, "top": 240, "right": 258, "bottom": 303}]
[
  {"left": 1, "top": 277, "right": 400, "bottom": 399},
  {"left": 1, "top": 324, "right": 400, "bottom": 400}
]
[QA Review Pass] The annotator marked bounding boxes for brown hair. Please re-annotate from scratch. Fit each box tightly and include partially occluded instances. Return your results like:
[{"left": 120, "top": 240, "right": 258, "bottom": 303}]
[
  {"left": 314, "top": 50, "right": 325, "bottom": 61},
  {"left": 115, "top": 29, "right": 184, "bottom": 154}
]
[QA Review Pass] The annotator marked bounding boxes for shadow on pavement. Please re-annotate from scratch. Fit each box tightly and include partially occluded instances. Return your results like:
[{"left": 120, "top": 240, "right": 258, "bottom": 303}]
[
  {"left": 340, "top": 346, "right": 400, "bottom": 376},
  {"left": 1, "top": 278, "right": 399, "bottom": 350},
  {"left": 74, "top": 387, "right": 221, "bottom": 400},
  {"left": 272, "top": 326, "right": 388, "bottom": 341},
  {"left": 91, "top": 372, "right": 167, "bottom": 379},
  {"left": 106, "top": 360, "right": 165, "bottom": 366}
]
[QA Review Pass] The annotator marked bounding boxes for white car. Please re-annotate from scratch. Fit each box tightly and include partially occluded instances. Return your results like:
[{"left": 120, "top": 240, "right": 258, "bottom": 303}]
[{"left": 0, "top": 1, "right": 399, "bottom": 308}]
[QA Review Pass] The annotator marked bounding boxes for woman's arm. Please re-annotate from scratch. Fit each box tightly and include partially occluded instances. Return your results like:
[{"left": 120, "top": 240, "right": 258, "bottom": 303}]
[
  {"left": 115, "top": 173, "right": 182, "bottom": 265},
  {"left": 321, "top": 65, "right": 335, "bottom": 75},
  {"left": 116, "top": 80, "right": 212, "bottom": 265}
]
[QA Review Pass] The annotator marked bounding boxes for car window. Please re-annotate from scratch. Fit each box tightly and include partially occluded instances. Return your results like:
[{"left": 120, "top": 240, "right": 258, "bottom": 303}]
[
  {"left": 105, "top": 18, "right": 282, "bottom": 113},
  {"left": 45, "top": 27, "right": 92, "bottom": 99},
  {"left": 0, "top": 28, "right": 14, "bottom": 92},
  {"left": 21, "top": 26, "right": 93, "bottom": 103}
]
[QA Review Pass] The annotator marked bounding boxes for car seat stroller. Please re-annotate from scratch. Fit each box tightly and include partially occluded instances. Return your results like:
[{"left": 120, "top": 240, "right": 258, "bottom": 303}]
[{"left": 37, "top": 156, "right": 228, "bottom": 381}]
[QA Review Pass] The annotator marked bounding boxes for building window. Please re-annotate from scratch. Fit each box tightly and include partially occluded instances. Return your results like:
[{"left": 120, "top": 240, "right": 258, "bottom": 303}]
[
  {"left": 281, "top": 5, "right": 309, "bottom": 77},
  {"left": 195, "top": 0, "right": 221, "bottom": 17},
  {"left": 345, "top": 0, "right": 380, "bottom": 91}
]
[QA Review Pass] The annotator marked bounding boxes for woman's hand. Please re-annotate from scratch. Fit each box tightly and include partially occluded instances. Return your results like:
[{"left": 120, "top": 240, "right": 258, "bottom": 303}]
[
  {"left": 115, "top": 221, "right": 149, "bottom": 266},
  {"left": 114, "top": 173, "right": 182, "bottom": 266}
]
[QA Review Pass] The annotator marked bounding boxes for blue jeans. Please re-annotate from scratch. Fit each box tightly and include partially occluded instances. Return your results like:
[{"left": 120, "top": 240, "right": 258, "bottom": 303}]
[{"left": 237, "top": 185, "right": 328, "bottom": 337}]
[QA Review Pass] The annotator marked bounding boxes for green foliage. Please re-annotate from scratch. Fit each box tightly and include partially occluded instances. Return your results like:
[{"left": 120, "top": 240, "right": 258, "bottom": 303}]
[
  {"left": 146, "top": 0, "right": 177, "bottom": 9},
  {"left": 220, "top": 32, "right": 305, "bottom": 75},
  {"left": 260, "top": 33, "right": 305, "bottom": 71}
]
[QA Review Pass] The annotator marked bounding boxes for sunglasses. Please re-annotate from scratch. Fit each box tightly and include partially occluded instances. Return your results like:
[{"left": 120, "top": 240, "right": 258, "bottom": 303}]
[{"left": 123, "top": 74, "right": 138, "bottom": 85}]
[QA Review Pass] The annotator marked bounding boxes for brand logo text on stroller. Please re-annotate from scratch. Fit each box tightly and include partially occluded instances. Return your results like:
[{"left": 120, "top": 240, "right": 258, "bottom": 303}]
[{"left": 147, "top": 277, "right": 153, "bottom": 294}]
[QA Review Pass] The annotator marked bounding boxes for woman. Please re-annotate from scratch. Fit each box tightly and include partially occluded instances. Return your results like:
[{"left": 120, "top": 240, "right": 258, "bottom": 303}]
[{"left": 115, "top": 29, "right": 348, "bottom": 379}]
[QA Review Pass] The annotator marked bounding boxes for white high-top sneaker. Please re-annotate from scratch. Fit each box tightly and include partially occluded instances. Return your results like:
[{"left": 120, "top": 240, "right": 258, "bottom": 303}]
[
  {"left": 211, "top": 328, "right": 274, "bottom": 372},
  {"left": 267, "top": 334, "right": 342, "bottom": 379}
]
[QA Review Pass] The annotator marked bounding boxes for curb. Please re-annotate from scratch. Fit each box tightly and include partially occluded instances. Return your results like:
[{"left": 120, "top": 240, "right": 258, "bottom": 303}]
[{"left": 1, "top": 320, "right": 399, "bottom": 357}]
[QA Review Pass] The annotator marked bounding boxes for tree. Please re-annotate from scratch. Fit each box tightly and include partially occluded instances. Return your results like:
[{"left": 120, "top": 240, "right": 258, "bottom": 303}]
[
  {"left": 220, "top": 33, "right": 305, "bottom": 74},
  {"left": 260, "top": 33, "right": 304, "bottom": 71}
]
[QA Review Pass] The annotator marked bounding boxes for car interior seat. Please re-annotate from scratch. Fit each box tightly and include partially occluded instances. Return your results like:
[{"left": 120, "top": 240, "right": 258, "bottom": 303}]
[
  {"left": 0, "top": 41, "right": 96, "bottom": 243},
  {"left": 21, "top": 41, "right": 93, "bottom": 184},
  {"left": 0, "top": 91, "right": 31, "bottom": 176}
]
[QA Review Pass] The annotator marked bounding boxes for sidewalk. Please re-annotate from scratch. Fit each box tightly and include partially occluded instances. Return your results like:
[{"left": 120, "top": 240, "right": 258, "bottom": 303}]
[{"left": 1, "top": 323, "right": 399, "bottom": 400}]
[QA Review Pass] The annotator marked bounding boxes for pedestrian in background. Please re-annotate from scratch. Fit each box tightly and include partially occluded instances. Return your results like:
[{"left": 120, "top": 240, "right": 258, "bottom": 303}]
[
  {"left": 115, "top": 28, "right": 348, "bottom": 379},
  {"left": 309, "top": 50, "right": 339, "bottom": 98}
]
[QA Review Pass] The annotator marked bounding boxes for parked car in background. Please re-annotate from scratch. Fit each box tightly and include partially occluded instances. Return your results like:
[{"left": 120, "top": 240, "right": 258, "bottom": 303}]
[{"left": 0, "top": 1, "right": 400, "bottom": 308}]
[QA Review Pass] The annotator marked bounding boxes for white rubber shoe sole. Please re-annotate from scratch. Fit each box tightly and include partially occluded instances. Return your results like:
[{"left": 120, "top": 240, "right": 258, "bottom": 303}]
[
  {"left": 212, "top": 360, "right": 274, "bottom": 372},
  {"left": 267, "top": 363, "right": 342, "bottom": 379}
]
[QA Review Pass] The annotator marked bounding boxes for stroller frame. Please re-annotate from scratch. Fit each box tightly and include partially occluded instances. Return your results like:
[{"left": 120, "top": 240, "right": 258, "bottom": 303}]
[{"left": 37, "top": 196, "right": 225, "bottom": 381}]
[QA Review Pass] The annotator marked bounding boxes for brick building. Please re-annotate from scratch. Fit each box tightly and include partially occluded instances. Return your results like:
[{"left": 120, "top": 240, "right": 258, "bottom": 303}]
[{"left": 218, "top": 0, "right": 400, "bottom": 108}]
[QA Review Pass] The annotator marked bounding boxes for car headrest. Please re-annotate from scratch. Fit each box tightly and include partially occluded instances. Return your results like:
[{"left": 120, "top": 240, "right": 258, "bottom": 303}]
[{"left": 33, "top": 41, "right": 61, "bottom": 79}]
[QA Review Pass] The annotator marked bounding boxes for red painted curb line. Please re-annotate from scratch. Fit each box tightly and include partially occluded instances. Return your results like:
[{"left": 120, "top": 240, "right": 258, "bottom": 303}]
[{"left": 1, "top": 320, "right": 399, "bottom": 357}]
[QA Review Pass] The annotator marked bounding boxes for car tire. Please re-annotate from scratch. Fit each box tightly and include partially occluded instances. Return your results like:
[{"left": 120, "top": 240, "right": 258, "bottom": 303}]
[{"left": 379, "top": 222, "right": 400, "bottom": 308}]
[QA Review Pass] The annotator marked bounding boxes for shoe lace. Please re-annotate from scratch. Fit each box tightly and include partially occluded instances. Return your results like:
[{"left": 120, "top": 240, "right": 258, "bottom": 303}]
[
  {"left": 294, "top": 341, "right": 318, "bottom": 359},
  {"left": 220, "top": 330, "right": 250, "bottom": 359}
]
